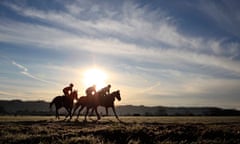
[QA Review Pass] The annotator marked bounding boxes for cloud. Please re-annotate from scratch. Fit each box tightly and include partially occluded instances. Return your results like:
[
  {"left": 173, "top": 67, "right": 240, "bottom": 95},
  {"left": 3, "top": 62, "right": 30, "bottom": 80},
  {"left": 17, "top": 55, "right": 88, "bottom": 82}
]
[
  {"left": 198, "top": 0, "right": 240, "bottom": 38},
  {"left": 0, "top": 90, "right": 25, "bottom": 99},
  {"left": 65, "top": 3, "right": 84, "bottom": 15},
  {"left": 0, "top": 1, "right": 206, "bottom": 50},
  {"left": 1, "top": 18, "right": 240, "bottom": 78},
  {"left": 1, "top": 0, "right": 240, "bottom": 108}
]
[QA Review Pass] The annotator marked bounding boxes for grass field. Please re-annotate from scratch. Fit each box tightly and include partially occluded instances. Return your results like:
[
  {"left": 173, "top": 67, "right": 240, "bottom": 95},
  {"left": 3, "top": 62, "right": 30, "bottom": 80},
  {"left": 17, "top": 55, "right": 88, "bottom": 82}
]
[{"left": 0, "top": 116, "right": 240, "bottom": 144}]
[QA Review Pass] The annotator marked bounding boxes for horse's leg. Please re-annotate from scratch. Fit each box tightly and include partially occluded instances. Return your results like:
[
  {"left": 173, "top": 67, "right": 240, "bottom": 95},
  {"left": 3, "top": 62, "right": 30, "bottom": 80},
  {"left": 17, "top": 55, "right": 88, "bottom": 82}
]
[
  {"left": 67, "top": 107, "right": 73, "bottom": 120},
  {"left": 111, "top": 106, "right": 120, "bottom": 121},
  {"left": 88, "top": 108, "right": 96, "bottom": 121},
  {"left": 55, "top": 107, "right": 57, "bottom": 119},
  {"left": 76, "top": 106, "right": 84, "bottom": 120},
  {"left": 55, "top": 108, "right": 57, "bottom": 119},
  {"left": 64, "top": 108, "right": 69, "bottom": 120},
  {"left": 64, "top": 107, "right": 72, "bottom": 121},
  {"left": 84, "top": 107, "right": 89, "bottom": 122},
  {"left": 90, "top": 108, "right": 95, "bottom": 116},
  {"left": 56, "top": 108, "right": 60, "bottom": 119},
  {"left": 69, "top": 106, "right": 74, "bottom": 120},
  {"left": 72, "top": 103, "right": 80, "bottom": 116},
  {"left": 105, "top": 107, "right": 109, "bottom": 116},
  {"left": 70, "top": 101, "right": 75, "bottom": 119},
  {"left": 95, "top": 107, "right": 101, "bottom": 120},
  {"left": 69, "top": 108, "right": 73, "bottom": 120}
]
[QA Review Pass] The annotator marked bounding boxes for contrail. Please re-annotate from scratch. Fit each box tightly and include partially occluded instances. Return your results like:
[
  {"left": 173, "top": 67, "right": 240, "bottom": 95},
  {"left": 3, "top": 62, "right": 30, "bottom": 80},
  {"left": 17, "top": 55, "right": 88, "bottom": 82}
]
[
  {"left": 12, "top": 61, "right": 28, "bottom": 72},
  {"left": 12, "top": 60, "right": 60, "bottom": 85},
  {"left": 140, "top": 82, "right": 161, "bottom": 94}
]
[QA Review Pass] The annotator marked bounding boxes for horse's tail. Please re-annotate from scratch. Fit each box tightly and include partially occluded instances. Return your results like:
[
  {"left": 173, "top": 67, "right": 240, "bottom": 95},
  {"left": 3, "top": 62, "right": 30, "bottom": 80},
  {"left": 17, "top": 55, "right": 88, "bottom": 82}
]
[{"left": 49, "top": 97, "right": 56, "bottom": 111}]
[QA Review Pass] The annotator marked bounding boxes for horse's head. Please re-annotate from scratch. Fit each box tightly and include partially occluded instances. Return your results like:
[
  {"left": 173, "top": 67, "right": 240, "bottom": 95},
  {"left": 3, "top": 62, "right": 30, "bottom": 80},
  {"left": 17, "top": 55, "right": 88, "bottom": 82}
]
[
  {"left": 113, "top": 90, "right": 121, "bottom": 101},
  {"left": 71, "top": 90, "right": 78, "bottom": 100}
]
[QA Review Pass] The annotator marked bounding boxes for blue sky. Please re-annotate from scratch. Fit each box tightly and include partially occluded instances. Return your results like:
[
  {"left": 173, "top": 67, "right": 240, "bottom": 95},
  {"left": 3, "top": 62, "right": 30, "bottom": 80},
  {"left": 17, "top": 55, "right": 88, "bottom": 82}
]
[{"left": 0, "top": 0, "right": 240, "bottom": 109}]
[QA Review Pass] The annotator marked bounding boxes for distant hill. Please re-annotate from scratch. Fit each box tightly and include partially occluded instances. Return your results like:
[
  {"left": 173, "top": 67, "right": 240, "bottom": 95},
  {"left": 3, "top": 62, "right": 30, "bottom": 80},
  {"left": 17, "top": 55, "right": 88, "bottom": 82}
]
[
  {"left": 0, "top": 100, "right": 51, "bottom": 115},
  {"left": 115, "top": 105, "right": 240, "bottom": 116},
  {"left": 0, "top": 100, "right": 240, "bottom": 116}
]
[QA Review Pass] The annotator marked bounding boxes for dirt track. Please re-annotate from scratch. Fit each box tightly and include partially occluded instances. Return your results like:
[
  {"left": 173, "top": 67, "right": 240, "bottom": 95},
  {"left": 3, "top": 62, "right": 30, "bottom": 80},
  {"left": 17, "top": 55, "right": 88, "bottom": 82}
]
[{"left": 0, "top": 116, "right": 240, "bottom": 144}]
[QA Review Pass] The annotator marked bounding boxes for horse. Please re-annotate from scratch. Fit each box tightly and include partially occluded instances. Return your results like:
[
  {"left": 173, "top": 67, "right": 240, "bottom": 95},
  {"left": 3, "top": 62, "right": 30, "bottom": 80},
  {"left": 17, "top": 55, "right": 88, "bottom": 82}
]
[
  {"left": 73, "top": 90, "right": 121, "bottom": 121},
  {"left": 73, "top": 92, "right": 102, "bottom": 121},
  {"left": 50, "top": 90, "right": 78, "bottom": 119}
]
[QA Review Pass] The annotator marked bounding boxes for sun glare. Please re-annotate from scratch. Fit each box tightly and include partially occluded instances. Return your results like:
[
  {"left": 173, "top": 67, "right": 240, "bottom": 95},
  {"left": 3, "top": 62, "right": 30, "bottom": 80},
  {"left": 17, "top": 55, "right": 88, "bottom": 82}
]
[{"left": 83, "top": 68, "right": 107, "bottom": 90}]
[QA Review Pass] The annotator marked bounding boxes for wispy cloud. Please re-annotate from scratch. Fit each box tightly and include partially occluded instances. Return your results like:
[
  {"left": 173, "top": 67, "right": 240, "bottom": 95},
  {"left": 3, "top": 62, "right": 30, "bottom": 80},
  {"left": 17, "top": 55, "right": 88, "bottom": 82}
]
[
  {"left": 0, "top": 90, "right": 26, "bottom": 100},
  {"left": 2, "top": 20, "right": 240, "bottom": 80},
  {"left": 198, "top": 0, "right": 240, "bottom": 38},
  {"left": 1, "top": 1, "right": 240, "bottom": 85},
  {"left": 1, "top": 0, "right": 240, "bottom": 108}
]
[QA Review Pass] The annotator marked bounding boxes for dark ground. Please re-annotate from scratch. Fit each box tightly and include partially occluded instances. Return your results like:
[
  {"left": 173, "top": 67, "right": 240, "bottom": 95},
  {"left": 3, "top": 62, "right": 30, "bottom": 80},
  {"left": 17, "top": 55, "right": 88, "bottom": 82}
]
[{"left": 0, "top": 116, "right": 240, "bottom": 144}]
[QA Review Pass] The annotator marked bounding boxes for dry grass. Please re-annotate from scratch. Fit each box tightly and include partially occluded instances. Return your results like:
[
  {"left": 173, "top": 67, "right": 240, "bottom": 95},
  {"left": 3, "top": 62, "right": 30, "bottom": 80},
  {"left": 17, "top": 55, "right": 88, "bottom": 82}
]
[{"left": 0, "top": 116, "right": 240, "bottom": 144}]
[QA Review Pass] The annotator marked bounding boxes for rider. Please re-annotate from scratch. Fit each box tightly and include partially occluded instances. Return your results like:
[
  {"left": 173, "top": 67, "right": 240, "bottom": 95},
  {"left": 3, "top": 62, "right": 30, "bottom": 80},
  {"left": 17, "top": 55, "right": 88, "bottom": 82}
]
[
  {"left": 63, "top": 83, "right": 74, "bottom": 97},
  {"left": 86, "top": 84, "right": 96, "bottom": 97},
  {"left": 100, "top": 84, "right": 111, "bottom": 96}
]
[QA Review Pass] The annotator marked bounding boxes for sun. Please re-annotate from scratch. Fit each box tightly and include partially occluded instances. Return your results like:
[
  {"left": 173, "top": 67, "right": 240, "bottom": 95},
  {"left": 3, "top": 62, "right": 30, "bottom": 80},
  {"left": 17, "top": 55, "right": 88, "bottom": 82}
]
[{"left": 83, "top": 68, "right": 107, "bottom": 91}]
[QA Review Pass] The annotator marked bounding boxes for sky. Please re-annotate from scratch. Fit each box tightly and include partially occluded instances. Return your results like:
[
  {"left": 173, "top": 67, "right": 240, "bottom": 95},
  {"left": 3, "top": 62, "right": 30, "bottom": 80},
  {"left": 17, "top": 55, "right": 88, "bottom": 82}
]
[{"left": 0, "top": 0, "right": 240, "bottom": 109}]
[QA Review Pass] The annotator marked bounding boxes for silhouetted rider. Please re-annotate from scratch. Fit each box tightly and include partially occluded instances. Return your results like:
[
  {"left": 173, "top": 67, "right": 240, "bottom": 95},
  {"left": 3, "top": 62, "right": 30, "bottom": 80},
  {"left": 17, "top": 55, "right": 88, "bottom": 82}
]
[
  {"left": 100, "top": 84, "right": 111, "bottom": 96},
  {"left": 63, "top": 83, "right": 74, "bottom": 97},
  {"left": 86, "top": 84, "right": 96, "bottom": 97}
]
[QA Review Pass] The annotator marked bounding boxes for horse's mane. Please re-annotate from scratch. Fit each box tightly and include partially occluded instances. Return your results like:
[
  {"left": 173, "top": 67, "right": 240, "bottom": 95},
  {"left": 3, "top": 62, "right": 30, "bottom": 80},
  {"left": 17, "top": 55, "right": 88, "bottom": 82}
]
[
  {"left": 111, "top": 90, "right": 120, "bottom": 95},
  {"left": 72, "top": 90, "right": 77, "bottom": 93}
]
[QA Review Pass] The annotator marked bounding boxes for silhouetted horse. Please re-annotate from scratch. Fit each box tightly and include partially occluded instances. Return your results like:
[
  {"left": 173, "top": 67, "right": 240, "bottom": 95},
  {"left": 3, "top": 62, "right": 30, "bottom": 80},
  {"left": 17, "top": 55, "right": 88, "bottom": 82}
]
[
  {"left": 73, "top": 90, "right": 121, "bottom": 121},
  {"left": 50, "top": 90, "right": 78, "bottom": 119}
]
